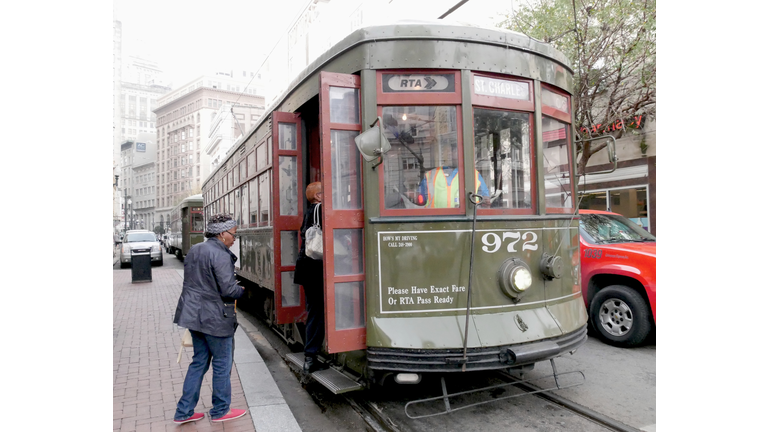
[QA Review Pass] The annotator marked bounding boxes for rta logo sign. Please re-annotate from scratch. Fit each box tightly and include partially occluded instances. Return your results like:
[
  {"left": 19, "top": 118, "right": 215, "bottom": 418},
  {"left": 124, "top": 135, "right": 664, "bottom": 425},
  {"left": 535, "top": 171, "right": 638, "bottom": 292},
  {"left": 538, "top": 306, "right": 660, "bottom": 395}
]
[{"left": 384, "top": 74, "right": 452, "bottom": 92}]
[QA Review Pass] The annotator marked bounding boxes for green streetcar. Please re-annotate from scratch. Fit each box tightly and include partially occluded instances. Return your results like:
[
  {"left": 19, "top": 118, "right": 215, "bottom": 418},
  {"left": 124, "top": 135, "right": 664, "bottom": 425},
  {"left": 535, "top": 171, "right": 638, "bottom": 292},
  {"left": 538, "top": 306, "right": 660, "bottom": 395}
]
[
  {"left": 167, "top": 194, "right": 204, "bottom": 260},
  {"left": 202, "top": 21, "right": 590, "bottom": 401}
]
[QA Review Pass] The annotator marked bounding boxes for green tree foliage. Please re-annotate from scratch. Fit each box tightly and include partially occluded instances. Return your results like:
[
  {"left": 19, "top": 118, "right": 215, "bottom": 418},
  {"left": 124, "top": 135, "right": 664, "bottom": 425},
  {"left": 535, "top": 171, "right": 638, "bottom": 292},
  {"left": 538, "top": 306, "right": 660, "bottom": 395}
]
[{"left": 500, "top": 0, "right": 655, "bottom": 173}]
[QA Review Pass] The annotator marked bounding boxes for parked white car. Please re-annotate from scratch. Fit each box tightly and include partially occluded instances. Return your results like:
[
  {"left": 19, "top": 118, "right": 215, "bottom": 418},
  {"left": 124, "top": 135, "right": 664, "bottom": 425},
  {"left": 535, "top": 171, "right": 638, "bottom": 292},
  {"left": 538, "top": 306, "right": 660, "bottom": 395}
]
[{"left": 119, "top": 231, "right": 163, "bottom": 268}]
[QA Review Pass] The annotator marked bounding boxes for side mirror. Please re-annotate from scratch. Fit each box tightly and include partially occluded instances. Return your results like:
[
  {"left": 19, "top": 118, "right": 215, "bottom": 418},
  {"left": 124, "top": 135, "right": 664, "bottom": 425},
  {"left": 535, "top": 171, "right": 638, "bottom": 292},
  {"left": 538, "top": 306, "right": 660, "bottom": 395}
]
[
  {"left": 355, "top": 117, "right": 392, "bottom": 162},
  {"left": 606, "top": 137, "right": 617, "bottom": 165},
  {"left": 574, "top": 131, "right": 618, "bottom": 175}
]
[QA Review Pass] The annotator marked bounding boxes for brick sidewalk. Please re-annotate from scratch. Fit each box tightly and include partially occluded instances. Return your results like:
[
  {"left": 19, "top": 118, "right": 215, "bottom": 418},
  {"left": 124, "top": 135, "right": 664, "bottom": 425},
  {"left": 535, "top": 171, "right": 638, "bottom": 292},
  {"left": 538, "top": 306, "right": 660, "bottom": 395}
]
[{"left": 113, "top": 268, "right": 256, "bottom": 432}]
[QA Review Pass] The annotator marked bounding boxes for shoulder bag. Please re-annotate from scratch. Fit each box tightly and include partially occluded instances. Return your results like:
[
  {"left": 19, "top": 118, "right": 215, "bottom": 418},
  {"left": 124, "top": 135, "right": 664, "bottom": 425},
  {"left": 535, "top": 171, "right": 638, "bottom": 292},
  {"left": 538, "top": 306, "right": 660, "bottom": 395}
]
[{"left": 305, "top": 204, "right": 323, "bottom": 260}]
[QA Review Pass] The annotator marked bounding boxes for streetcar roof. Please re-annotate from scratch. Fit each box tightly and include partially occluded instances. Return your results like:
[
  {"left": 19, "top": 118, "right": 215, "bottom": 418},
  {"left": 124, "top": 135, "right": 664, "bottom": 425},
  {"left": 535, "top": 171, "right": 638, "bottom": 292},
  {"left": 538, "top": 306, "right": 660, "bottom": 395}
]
[{"left": 172, "top": 194, "right": 203, "bottom": 211}]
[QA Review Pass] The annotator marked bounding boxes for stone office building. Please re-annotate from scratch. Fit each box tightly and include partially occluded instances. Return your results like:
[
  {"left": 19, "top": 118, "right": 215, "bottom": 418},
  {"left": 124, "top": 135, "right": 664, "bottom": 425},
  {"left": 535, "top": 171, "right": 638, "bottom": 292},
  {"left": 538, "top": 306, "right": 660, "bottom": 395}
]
[{"left": 153, "top": 73, "right": 265, "bottom": 230}]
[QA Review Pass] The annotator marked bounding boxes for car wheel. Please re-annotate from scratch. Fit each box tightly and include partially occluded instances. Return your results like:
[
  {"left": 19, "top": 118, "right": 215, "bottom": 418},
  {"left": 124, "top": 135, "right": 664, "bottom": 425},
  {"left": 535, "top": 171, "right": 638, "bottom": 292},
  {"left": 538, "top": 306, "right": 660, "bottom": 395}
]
[
  {"left": 589, "top": 285, "right": 652, "bottom": 348},
  {"left": 120, "top": 262, "right": 128, "bottom": 269}
]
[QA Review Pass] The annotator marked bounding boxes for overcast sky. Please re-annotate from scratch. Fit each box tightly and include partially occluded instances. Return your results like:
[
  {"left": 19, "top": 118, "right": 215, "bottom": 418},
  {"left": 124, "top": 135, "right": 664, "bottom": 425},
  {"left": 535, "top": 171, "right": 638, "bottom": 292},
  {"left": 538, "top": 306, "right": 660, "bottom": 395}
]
[{"left": 113, "top": 0, "right": 515, "bottom": 88}]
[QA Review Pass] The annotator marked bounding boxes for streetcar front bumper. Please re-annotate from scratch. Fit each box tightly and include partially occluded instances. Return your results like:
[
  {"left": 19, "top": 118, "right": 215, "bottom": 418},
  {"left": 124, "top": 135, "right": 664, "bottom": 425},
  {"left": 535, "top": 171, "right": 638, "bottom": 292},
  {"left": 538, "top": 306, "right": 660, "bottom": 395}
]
[{"left": 367, "top": 324, "right": 587, "bottom": 373}]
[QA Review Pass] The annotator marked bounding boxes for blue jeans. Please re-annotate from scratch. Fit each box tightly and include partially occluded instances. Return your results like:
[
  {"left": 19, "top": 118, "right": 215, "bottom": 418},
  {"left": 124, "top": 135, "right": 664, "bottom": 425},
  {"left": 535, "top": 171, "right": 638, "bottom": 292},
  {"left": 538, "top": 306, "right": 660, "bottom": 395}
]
[{"left": 174, "top": 330, "right": 234, "bottom": 420}]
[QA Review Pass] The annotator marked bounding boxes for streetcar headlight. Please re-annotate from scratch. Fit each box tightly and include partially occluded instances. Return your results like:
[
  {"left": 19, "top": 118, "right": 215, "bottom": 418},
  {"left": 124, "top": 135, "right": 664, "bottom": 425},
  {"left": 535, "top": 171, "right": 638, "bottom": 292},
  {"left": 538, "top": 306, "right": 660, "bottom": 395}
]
[
  {"left": 498, "top": 258, "right": 533, "bottom": 301},
  {"left": 511, "top": 267, "right": 532, "bottom": 291}
]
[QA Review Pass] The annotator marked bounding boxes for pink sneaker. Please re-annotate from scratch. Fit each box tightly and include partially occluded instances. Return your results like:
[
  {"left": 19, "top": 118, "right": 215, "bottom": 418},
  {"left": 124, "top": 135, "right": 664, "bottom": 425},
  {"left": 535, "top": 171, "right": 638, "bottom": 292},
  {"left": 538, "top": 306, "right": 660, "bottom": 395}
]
[
  {"left": 173, "top": 412, "right": 205, "bottom": 424},
  {"left": 211, "top": 408, "right": 247, "bottom": 422}
]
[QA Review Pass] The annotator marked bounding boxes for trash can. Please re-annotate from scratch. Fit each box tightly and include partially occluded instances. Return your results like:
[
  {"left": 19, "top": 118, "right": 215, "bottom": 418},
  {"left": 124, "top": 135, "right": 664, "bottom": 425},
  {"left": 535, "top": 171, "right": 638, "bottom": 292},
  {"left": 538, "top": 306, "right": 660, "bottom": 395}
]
[{"left": 131, "top": 248, "right": 152, "bottom": 283}]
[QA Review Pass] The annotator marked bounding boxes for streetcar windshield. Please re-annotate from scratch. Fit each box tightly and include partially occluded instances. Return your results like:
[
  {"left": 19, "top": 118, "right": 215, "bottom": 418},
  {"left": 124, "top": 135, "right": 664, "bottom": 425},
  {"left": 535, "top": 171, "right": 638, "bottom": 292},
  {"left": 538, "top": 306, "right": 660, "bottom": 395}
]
[
  {"left": 580, "top": 213, "right": 656, "bottom": 244},
  {"left": 473, "top": 108, "right": 533, "bottom": 209},
  {"left": 381, "top": 106, "right": 460, "bottom": 210}
]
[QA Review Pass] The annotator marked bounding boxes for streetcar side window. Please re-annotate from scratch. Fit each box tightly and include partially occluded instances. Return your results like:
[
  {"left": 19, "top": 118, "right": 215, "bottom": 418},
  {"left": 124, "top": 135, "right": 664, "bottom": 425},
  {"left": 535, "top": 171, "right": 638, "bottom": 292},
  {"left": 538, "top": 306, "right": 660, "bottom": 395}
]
[
  {"left": 381, "top": 105, "right": 460, "bottom": 210},
  {"left": 239, "top": 185, "right": 248, "bottom": 227},
  {"left": 542, "top": 116, "right": 574, "bottom": 211},
  {"left": 249, "top": 178, "right": 258, "bottom": 225},
  {"left": 278, "top": 155, "right": 298, "bottom": 215},
  {"left": 247, "top": 151, "right": 255, "bottom": 179},
  {"left": 234, "top": 188, "right": 241, "bottom": 225},
  {"left": 472, "top": 108, "right": 534, "bottom": 212},
  {"left": 329, "top": 87, "right": 362, "bottom": 210},
  {"left": 259, "top": 173, "right": 271, "bottom": 224}
]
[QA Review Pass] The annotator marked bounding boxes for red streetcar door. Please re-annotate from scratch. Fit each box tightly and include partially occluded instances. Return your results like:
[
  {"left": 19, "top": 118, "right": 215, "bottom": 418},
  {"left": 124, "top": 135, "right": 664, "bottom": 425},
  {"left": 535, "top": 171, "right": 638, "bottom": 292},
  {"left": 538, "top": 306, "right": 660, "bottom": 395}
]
[
  {"left": 319, "top": 72, "right": 366, "bottom": 353},
  {"left": 272, "top": 111, "right": 305, "bottom": 324}
]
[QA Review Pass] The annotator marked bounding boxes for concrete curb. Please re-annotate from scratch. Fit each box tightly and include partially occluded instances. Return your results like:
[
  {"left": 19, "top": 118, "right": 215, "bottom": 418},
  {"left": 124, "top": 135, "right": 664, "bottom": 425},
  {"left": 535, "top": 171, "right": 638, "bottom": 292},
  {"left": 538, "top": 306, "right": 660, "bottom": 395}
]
[{"left": 234, "top": 327, "right": 303, "bottom": 432}]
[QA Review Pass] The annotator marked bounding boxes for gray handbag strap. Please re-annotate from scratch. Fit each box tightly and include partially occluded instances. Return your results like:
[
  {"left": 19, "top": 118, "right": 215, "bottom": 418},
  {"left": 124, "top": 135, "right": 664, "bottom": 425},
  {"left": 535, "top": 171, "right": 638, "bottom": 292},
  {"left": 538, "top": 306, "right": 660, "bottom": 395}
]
[{"left": 313, "top": 203, "right": 321, "bottom": 226}]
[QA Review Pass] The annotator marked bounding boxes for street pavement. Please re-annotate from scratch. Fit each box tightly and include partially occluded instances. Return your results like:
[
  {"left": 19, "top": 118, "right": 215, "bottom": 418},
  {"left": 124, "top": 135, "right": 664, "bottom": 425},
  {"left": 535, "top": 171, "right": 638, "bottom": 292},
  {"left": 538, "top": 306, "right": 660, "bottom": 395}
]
[{"left": 113, "top": 248, "right": 302, "bottom": 432}]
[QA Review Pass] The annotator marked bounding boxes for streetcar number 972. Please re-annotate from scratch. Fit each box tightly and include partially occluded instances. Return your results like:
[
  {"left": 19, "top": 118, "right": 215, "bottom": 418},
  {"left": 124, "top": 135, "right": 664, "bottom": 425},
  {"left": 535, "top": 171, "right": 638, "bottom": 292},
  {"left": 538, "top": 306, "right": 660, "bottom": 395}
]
[{"left": 481, "top": 232, "right": 538, "bottom": 253}]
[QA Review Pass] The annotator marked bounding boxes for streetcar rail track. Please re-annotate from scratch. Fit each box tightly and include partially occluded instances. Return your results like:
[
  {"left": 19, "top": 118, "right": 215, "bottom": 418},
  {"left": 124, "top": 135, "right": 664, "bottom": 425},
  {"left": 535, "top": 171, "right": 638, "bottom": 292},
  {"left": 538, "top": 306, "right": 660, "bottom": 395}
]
[
  {"left": 342, "top": 370, "right": 642, "bottom": 432},
  {"left": 496, "top": 370, "right": 643, "bottom": 432}
]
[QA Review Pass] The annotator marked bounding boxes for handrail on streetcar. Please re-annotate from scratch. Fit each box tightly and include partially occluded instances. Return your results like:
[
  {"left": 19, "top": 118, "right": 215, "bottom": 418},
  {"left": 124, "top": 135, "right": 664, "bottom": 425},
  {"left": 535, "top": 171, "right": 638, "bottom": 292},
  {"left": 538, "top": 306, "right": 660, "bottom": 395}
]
[
  {"left": 460, "top": 192, "right": 484, "bottom": 371},
  {"left": 574, "top": 132, "right": 619, "bottom": 175}
]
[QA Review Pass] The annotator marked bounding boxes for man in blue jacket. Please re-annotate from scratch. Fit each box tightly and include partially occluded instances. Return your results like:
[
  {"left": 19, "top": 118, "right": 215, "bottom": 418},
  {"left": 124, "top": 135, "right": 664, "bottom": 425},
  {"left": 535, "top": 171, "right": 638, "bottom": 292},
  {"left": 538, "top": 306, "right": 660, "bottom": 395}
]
[{"left": 172, "top": 214, "right": 246, "bottom": 424}]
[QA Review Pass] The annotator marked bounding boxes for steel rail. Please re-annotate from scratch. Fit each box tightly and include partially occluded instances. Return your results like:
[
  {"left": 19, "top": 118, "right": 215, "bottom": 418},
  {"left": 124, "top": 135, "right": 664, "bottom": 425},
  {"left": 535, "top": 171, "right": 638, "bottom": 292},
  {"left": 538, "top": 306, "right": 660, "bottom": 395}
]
[{"left": 496, "top": 370, "right": 643, "bottom": 432}]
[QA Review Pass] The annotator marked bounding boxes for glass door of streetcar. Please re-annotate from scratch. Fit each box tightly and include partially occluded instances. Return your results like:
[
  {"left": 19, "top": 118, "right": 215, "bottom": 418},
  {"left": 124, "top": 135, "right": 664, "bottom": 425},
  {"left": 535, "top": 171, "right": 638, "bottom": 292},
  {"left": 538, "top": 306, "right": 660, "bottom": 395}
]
[
  {"left": 272, "top": 111, "right": 305, "bottom": 324},
  {"left": 319, "top": 71, "right": 366, "bottom": 353}
]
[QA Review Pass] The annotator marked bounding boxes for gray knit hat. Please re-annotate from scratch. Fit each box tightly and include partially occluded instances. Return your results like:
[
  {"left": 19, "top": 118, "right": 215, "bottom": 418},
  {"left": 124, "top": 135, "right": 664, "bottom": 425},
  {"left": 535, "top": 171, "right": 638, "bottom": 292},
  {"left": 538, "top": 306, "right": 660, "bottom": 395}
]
[{"left": 206, "top": 214, "right": 236, "bottom": 235}]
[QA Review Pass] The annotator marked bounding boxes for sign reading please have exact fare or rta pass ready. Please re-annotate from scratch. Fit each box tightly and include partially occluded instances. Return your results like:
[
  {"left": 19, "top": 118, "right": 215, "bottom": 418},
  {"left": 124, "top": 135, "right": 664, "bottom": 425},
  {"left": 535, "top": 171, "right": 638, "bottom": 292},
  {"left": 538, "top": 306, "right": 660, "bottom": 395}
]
[{"left": 377, "top": 229, "right": 542, "bottom": 314}]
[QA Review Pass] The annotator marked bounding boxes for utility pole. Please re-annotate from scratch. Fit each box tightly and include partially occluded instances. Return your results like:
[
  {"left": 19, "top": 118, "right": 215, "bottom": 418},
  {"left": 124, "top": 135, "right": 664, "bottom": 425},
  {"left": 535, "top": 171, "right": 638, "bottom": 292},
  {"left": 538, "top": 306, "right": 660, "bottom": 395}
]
[{"left": 124, "top": 191, "right": 131, "bottom": 233}]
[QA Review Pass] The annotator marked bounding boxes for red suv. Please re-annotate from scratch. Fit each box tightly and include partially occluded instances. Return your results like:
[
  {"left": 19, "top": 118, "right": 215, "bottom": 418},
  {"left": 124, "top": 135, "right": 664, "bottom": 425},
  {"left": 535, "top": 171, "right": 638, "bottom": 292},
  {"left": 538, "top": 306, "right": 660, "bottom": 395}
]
[{"left": 579, "top": 210, "right": 656, "bottom": 347}]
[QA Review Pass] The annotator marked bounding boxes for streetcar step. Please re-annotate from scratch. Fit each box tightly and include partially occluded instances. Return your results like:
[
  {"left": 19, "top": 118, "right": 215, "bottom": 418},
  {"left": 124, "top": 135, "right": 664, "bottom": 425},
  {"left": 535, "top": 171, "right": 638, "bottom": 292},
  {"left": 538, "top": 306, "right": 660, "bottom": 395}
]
[{"left": 286, "top": 352, "right": 363, "bottom": 394}]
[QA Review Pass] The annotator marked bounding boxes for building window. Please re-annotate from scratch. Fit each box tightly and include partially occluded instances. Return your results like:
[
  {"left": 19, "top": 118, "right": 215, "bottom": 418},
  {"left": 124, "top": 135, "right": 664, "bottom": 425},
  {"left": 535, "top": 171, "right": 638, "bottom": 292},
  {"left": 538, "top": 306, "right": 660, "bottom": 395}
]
[{"left": 578, "top": 186, "right": 650, "bottom": 232}]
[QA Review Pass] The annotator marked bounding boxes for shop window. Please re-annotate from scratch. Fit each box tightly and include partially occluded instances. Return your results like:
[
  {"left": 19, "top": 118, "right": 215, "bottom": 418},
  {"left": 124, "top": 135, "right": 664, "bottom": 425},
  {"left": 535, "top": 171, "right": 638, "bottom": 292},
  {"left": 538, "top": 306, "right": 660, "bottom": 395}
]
[{"left": 579, "top": 187, "right": 650, "bottom": 231}]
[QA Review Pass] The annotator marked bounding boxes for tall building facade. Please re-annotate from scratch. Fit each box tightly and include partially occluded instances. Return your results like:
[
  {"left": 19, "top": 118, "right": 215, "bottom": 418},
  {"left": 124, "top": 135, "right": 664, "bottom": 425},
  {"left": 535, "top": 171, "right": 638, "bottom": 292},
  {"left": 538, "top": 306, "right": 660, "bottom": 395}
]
[
  {"left": 113, "top": 20, "right": 123, "bottom": 230},
  {"left": 118, "top": 57, "right": 170, "bottom": 145},
  {"left": 153, "top": 72, "right": 265, "bottom": 230},
  {"left": 120, "top": 136, "right": 157, "bottom": 231},
  {"left": 112, "top": 24, "right": 171, "bottom": 232}
]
